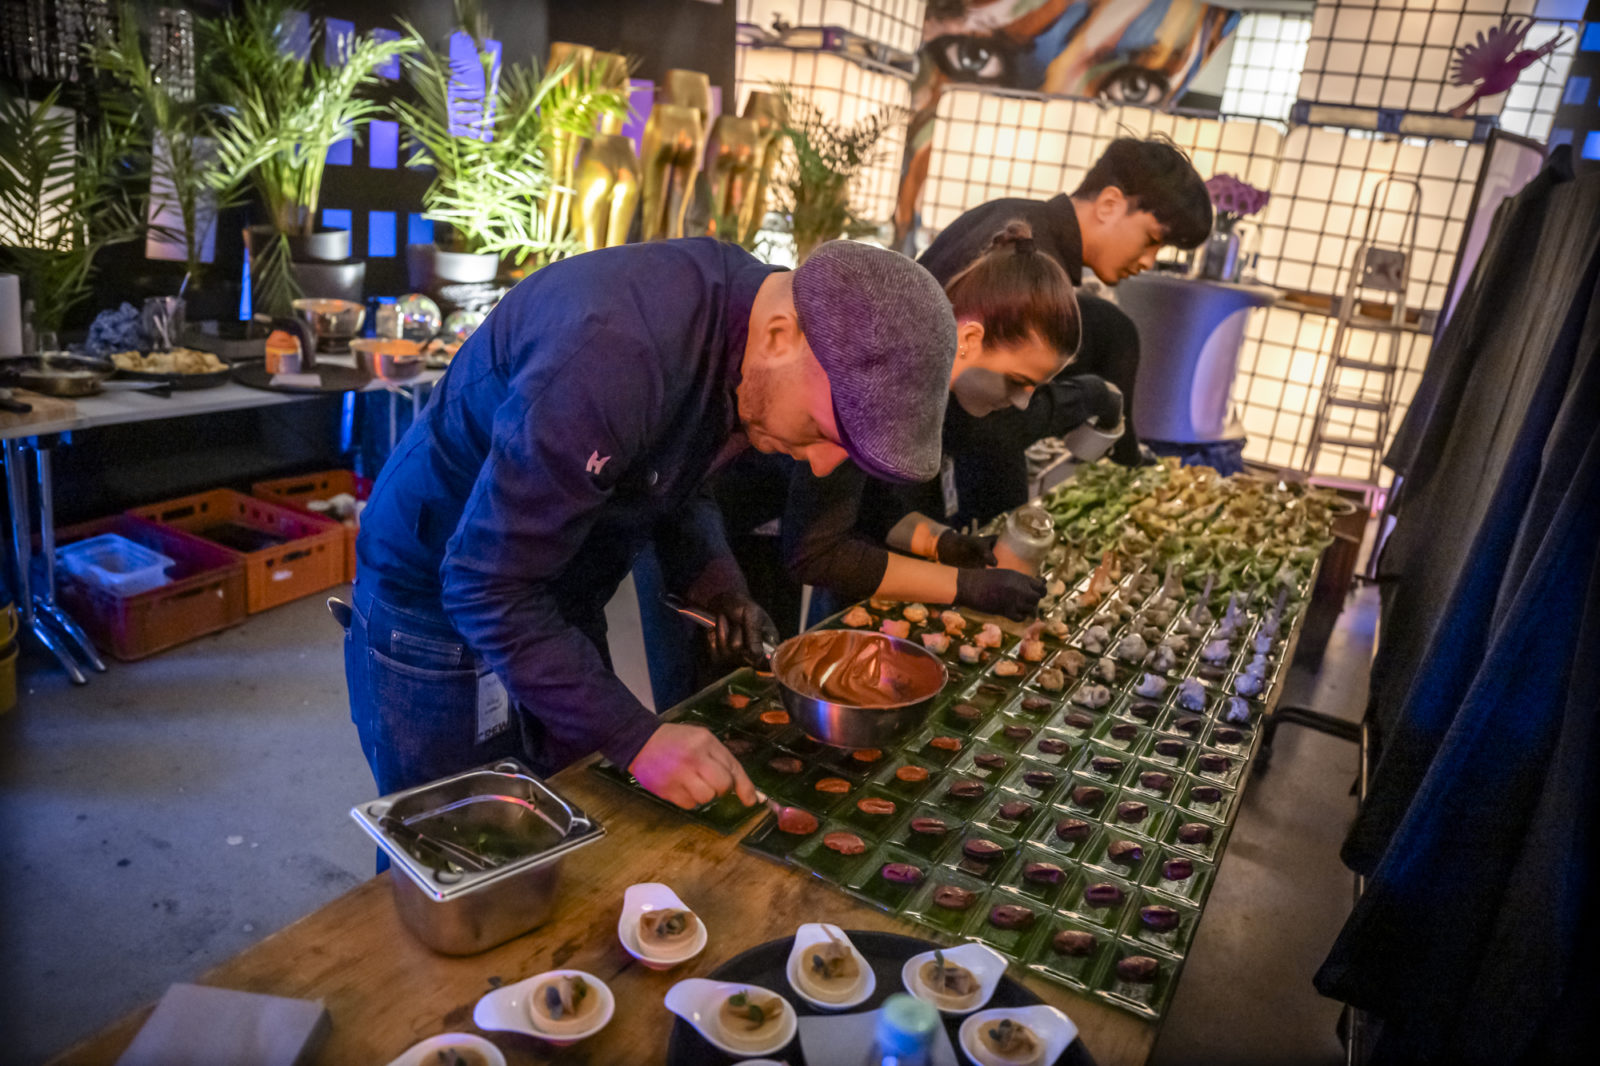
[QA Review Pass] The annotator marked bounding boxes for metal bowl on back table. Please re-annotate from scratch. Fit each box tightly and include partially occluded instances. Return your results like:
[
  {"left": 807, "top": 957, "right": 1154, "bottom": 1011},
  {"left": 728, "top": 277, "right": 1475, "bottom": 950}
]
[{"left": 771, "top": 629, "right": 948, "bottom": 750}]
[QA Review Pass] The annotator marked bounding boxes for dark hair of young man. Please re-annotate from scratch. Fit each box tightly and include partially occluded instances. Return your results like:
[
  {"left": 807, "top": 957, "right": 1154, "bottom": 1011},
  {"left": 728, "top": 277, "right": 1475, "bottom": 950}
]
[{"left": 1072, "top": 137, "right": 1213, "bottom": 249}]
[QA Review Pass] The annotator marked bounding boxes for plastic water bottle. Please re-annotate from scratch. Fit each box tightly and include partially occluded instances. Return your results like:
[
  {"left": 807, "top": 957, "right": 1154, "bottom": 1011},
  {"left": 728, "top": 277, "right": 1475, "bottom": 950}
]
[{"left": 868, "top": 993, "right": 939, "bottom": 1065}]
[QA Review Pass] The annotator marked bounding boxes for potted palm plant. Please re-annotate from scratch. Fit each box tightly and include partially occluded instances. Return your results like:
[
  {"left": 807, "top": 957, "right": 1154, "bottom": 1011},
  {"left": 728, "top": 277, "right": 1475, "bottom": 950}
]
[
  {"left": 202, "top": 0, "right": 412, "bottom": 314},
  {"left": 393, "top": 1, "right": 630, "bottom": 287},
  {"left": 0, "top": 85, "right": 143, "bottom": 342},
  {"left": 770, "top": 88, "right": 898, "bottom": 263}
]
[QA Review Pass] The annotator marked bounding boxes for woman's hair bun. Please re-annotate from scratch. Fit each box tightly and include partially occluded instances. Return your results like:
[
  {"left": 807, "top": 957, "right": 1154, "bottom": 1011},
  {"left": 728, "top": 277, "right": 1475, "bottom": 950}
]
[{"left": 988, "top": 220, "right": 1036, "bottom": 256}]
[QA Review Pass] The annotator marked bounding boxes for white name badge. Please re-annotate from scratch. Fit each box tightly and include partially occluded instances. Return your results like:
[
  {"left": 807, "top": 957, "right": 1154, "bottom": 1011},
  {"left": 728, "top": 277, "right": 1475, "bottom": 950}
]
[{"left": 476, "top": 669, "right": 510, "bottom": 744}]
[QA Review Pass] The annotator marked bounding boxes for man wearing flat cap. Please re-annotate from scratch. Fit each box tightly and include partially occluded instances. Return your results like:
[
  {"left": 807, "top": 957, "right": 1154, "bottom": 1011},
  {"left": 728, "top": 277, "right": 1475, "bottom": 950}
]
[{"left": 343, "top": 238, "right": 956, "bottom": 812}]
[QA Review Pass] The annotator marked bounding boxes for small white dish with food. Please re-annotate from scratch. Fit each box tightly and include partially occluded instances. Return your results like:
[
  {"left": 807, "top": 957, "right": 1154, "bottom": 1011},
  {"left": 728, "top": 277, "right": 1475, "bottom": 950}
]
[
  {"left": 900, "top": 942, "right": 1007, "bottom": 1014},
  {"left": 959, "top": 1004, "right": 1077, "bottom": 1066},
  {"left": 784, "top": 923, "right": 875, "bottom": 1010},
  {"left": 383, "top": 1032, "right": 505, "bottom": 1066},
  {"left": 473, "top": 969, "right": 614, "bottom": 1047},
  {"left": 664, "top": 978, "right": 797, "bottom": 1057},
  {"left": 618, "top": 882, "right": 707, "bottom": 969}
]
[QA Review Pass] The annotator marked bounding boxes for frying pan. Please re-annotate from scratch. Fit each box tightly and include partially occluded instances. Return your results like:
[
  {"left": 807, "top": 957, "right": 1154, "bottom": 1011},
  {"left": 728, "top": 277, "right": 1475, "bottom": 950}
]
[{"left": 0, "top": 352, "right": 114, "bottom": 397}]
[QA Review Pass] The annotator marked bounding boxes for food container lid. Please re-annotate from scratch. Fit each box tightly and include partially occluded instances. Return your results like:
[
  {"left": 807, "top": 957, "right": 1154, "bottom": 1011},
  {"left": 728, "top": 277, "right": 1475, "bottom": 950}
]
[{"left": 350, "top": 759, "right": 605, "bottom": 902}]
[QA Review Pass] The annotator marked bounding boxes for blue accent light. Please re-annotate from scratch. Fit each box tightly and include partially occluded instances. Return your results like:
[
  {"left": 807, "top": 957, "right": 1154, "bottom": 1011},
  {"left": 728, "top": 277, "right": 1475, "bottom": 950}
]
[
  {"left": 1548, "top": 127, "right": 1574, "bottom": 150},
  {"left": 407, "top": 213, "right": 435, "bottom": 246},
  {"left": 323, "top": 208, "right": 352, "bottom": 232},
  {"left": 324, "top": 18, "right": 354, "bottom": 66},
  {"left": 1563, "top": 76, "right": 1591, "bottom": 106},
  {"left": 240, "top": 244, "right": 252, "bottom": 320},
  {"left": 279, "top": 10, "right": 311, "bottom": 61},
  {"left": 368, "top": 211, "right": 397, "bottom": 257},
  {"left": 447, "top": 32, "right": 501, "bottom": 138},
  {"left": 1582, "top": 23, "right": 1600, "bottom": 52},
  {"left": 373, "top": 29, "right": 402, "bottom": 79},
  {"left": 1582, "top": 131, "right": 1600, "bottom": 161},
  {"left": 369, "top": 120, "right": 399, "bottom": 169},
  {"left": 327, "top": 138, "right": 353, "bottom": 165}
]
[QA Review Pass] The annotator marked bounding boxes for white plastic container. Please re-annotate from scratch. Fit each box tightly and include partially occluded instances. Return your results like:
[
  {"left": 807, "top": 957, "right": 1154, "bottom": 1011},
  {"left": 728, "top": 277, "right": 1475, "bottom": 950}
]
[{"left": 56, "top": 534, "right": 174, "bottom": 598}]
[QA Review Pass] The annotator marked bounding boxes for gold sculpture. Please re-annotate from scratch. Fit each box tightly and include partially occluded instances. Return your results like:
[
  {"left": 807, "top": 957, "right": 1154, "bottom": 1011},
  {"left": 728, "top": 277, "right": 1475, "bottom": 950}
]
[
  {"left": 573, "top": 51, "right": 640, "bottom": 250},
  {"left": 739, "top": 90, "right": 786, "bottom": 244},
  {"left": 706, "top": 115, "right": 761, "bottom": 240},
  {"left": 544, "top": 41, "right": 596, "bottom": 243},
  {"left": 640, "top": 69, "right": 712, "bottom": 241}
]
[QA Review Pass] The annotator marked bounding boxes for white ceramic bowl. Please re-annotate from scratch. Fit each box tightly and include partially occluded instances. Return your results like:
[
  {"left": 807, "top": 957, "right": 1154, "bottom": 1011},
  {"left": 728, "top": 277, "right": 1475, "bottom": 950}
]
[
  {"left": 784, "top": 923, "right": 876, "bottom": 1010},
  {"left": 900, "top": 942, "right": 1008, "bottom": 1015},
  {"left": 958, "top": 1004, "right": 1077, "bottom": 1066},
  {"left": 664, "top": 978, "right": 797, "bottom": 1058},
  {"left": 618, "top": 882, "right": 708, "bottom": 970},
  {"left": 473, "top": 968, "right": 614, "bottom": 1047},
  {"left": 383, "top": 1032, "right": 505, "bottom": 1066}
]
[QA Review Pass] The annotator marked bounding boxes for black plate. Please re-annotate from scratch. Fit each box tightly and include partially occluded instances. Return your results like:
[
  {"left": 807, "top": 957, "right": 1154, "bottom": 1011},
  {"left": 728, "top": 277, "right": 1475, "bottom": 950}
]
[
  {"left": 114, "top": 366, "right": 233, "bottom": 390},
  {"left": 232, "top": 363, "right": 372, "bottom": 393},
  {"left": 665, "top": 929, "right": 1097, "bottom": 1066}
]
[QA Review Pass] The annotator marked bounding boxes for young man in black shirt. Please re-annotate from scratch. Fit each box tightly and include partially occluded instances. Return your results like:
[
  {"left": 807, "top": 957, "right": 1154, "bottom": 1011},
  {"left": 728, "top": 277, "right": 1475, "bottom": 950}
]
[{"left": 916, "top": 137, "right": 1213, "bottom": 524}]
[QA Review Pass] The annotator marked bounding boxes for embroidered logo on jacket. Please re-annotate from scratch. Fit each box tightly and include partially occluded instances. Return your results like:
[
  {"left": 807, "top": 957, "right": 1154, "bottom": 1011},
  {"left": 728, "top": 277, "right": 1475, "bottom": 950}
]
[{"left": 586, "top": 451, "right": 612, "bottom": 475}]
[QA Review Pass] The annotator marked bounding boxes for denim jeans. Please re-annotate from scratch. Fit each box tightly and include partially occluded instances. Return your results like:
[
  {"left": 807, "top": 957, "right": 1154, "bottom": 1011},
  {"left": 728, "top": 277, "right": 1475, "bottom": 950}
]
[{"left": 341, "top": 581, "right": 525, "bottom": 800}]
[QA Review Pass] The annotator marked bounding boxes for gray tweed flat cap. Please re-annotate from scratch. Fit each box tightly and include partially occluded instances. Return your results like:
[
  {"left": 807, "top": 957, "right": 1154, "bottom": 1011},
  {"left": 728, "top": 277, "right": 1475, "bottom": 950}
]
[{"left": 791, "top": 240, "right": 957, "bottom": 483}]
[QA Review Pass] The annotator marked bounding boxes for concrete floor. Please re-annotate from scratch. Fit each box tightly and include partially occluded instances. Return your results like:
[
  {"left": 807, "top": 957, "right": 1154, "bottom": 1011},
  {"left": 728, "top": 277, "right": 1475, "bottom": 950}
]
[{"left": 0, "top": 579, "right": 1371, "bottom": 1066}]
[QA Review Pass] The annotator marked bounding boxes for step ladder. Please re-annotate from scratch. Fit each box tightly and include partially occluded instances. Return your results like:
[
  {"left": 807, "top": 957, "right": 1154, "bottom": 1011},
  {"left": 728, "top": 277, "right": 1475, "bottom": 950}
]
[{"left": 1303, "top": 177, "right": 1423, "bottom": 484}]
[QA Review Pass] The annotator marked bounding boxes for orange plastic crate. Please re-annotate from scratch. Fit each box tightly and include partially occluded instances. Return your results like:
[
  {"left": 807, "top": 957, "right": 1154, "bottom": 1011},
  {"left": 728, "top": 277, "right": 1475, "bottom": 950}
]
[
  {"left": 127, "top": 489, "right": 345, "bottom": 614},
  {"left": 251, "top": 469, "right": 372, "bottom": 583},
  {"left": 54, "top": 515, "right": 248, "bottom": 660}
]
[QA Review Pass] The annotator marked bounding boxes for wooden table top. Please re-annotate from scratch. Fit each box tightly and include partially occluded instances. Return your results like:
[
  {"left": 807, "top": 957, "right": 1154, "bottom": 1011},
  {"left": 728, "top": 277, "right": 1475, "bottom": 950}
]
[{"left": 52, "top": 767, "right": 1158, "bottom": 1066}]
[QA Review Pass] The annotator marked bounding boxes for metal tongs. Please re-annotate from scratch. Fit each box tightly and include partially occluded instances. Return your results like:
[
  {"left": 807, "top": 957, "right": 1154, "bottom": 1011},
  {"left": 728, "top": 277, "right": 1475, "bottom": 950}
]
[
  {"left": 661, "top": 594, "right": 777, "bottom": 669},
  {"left": 378, "top": 814, "right": 497, "bottom": 874}
]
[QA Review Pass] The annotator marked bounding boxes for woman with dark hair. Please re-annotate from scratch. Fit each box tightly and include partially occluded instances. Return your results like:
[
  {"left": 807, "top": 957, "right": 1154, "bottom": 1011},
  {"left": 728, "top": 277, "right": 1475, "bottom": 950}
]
[{"left": 771, "top": 220, "right": 1098, "bottom": 620}]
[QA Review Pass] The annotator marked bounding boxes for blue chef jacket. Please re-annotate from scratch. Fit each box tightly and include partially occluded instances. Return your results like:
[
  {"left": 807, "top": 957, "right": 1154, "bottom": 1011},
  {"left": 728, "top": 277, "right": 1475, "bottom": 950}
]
[{"left": 357, "top": 238, "right": 781, "bottom": 770}]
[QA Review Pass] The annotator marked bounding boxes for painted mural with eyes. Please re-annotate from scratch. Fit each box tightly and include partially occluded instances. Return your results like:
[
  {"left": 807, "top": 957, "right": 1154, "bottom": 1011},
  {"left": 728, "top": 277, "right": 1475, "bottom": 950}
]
[{"left": 896, "top": 0, "right": 1241, "bottom": 246}]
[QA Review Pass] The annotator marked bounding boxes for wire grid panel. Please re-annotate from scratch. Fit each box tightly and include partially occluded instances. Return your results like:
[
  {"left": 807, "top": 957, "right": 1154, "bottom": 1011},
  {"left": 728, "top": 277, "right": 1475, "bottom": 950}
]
[
  {"left": 1254, "top": 125, "right": 1483, "bottom": 312},
  {"left": 737, "top": 0, "right": 926, "bottom": 57},
  {"left": 1297, "top": 1, "right": 1575, "bottom": 119},
  {"left": 736, "top": 44, "right": 913, "bottom": 227},
  {"left": 922, "top": 86, "right": 1285, "bottom": 236},
  {"left": 1231, "top": 303, "right": 1433, "bottom": 480},
  {"left": 1221, "top": 11, "right": 1314, "bottom": 123},
  {"left": 1495, "top": 19, "right": 1581, "bottom": 141}
]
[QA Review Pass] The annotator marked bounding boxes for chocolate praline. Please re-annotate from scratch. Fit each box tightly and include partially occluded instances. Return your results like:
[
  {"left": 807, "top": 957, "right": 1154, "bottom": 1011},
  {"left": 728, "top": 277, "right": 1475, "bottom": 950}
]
[
  {"left": 933, "top": 885, "right": 977, "bottom": 910},
  {"left": 1023, "top": 769, "right": 1057, "bottom": 789},
  {"left": 1083, "top": 882, "right": 1124, "bottom": 907},
  {"left": 1215, "top": 728, "right": 1245, "bottom": 746},
  {"left": 723, "top": 737, "right": 756, "bottom": 759},
  {"left": 1117, "top": 955, "right": 1160, "bottom": 982},
  {"left": 1070, "top": 785, "right": 1105, "bottom": 808},
  {"left": 1115, "top": 801, "right": 1149, "bottom": 823},
  {"left": 1064, "top": 712, "right": 1096, "bottom": 730},
  {"left": 1003, "top": 724, "right": 1034, "bottom": 742},
  {"left": 1177, "top": 822, "right": 1214, "bottom": 845},
  {"left": 1021, "top": 696, "right": 1052, "bottom": 713},
  {"left": 823, "top": 831, "right": 867, "bottom": 855},
  {"left": 1055, "top": 818, "right": 1092, "bottom": 842},
  {"left": 947, "top": 778, "right": 987, "bottom": 799},
  {"left": 1037, "top": 738, "right": 1070, "bottom": 755},
  {"left": 998, "top": 800, "right": 1034, "bottom": 822},
  {"left": 1162, "top": 858, "right": 1194, "bottom": 881},
  {"left": 1107, "top": 839, "right": 1144, "bottom": 865},
  {"left": 1023, "top": 861, "right": 1066, "bottom": 884},
  {"left": 962, "top": 838, "right": 1005, "bottom": 862},
  {"left": 896, "top": 764, "right": 930, "bottom": 783},
  {"left": 989, "top": 903, "right": 1036, "bottom": 929},
  {"left": 1198, "top": 753, "right": 1232, "bottom": 774},
  {"left": 1140, "top": 905, "right": 1180, "bottom": 932},
  {"left": 857, "top": 797, "right": 896, "bottom": 816},
  {"left": 1154, "top": 739, "right": 1187, "bottom": 758},
  {"left": 1128, "top": 702, "right": 1160, "bottom": 722},
  {"left": 1140, "top": 771, "right": 1174, "bottom": 793},
  {"left": 1173, "top": 717, "right": 1203, "bottom": 735},
  {"left": 978, "top": 683, "right": 1007, "bottom": 698},
  {"left": 910, "top": 816, "right": 949, "bottom": 835},
  {"left": 768, "top": 755, "right": 804, "bottom": 775},
  {"left": 929, "top": 735, "right": 963, "bottom": 752},
  {"left": 1190, "top": 785, "right": 1224, "bottom": 804},
  {"left": 1090, "top": 756, "right": 1124, "bottom": 775},
  {"left": 952, "top": 702, "right": 983, "bottom": 721},
  {"left": 1053, "top": 929, "right": 1096, "bottom": 956},
  {"left": 1110, "top": 723, "right": 1139, "bottom": 741},
  {"left": 975, "top": 752, "right": 1008, "bottom": 770},
  {"left": 881, "top": 862, "right": 924, "bottom": 884}
]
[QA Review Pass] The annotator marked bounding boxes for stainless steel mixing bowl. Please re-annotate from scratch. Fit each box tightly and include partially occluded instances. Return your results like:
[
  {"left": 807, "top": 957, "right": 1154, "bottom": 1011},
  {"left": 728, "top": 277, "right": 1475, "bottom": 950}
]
[{"left": 770, "top": 629, "right": 949, "bottom": 749}]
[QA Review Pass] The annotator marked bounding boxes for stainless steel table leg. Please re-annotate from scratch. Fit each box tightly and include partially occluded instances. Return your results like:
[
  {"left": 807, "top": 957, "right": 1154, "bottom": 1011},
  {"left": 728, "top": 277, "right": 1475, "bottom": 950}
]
[
  {"left": 3, "top": 439, "right": 87, "bottom": 684},
  {"left": 388, "top": 389, "right": 398, "bottom": 454},
  {"left": 32, "top": 442, "right": 106, "bottom": 672}
]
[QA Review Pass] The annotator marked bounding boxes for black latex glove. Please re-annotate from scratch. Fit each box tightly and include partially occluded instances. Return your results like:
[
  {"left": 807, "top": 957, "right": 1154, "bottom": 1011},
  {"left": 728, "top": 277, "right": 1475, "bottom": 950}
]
[
  {"left": 954, "top": 568, "right": 1047, "bottom": 621},
  {"left": 705, "top": 591, "right": 780, "bottom": 667},
  {"left": 1069, "top": 374, "right": 1123, "bottom": 427},
  {"left": 935, "top": 530, "right": 998, "bottom": 568}
]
